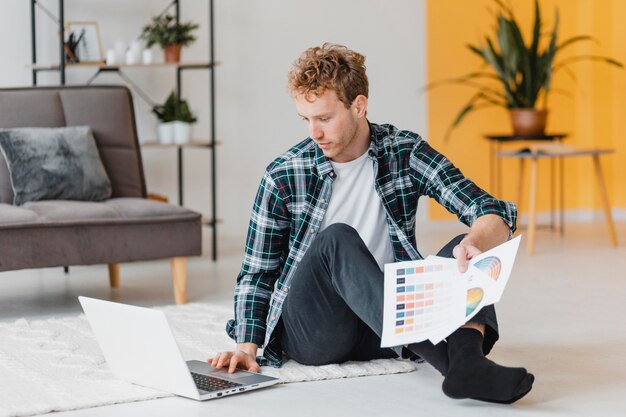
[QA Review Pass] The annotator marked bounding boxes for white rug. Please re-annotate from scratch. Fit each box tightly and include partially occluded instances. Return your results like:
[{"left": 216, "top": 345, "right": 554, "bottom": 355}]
[{"left": 0, "top": 303, "right": 417, "bottom": 417}]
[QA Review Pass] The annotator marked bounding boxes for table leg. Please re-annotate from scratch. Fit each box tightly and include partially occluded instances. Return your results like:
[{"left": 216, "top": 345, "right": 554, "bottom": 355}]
[
  {"left": 527, "top": 158, "right": 538, "bottom": 254},
  {"left": 550, "top": 157, "right": 556, "bottom": 229},
  {"left": 559, "top": 156, "right": 565, "bottom": 235},
  {"left": 490, "top": 141, "right": 495, "bottom": 194},
  {"left": 517, "top": 158, "right": 525, "bottom": 216},
  {"left": 496, "top": 142, "right": 502, "bottom": 197},
  {"left": 592, "top": 155, "right": 618, "bottom": 246}
]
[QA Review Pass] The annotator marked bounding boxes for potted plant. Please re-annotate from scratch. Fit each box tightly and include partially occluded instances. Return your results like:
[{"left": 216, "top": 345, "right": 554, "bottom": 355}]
[
  {"left": 140, "top": 14, "right": 199, "bottom": 63},
  {"left": 428, "top": 0, "right": 622, "bottom": 139},
  {"left": 153, "top": 91, "right": 198, "bottom": 144}
]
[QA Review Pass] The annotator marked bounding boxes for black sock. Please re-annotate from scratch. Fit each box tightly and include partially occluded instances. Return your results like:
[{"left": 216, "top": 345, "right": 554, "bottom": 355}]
[
  {"left": 442, "top": 328, "right": 534, "bottom": 404},
  {"left": 407, "top": 341, "right": 449, "bottom": 376}
]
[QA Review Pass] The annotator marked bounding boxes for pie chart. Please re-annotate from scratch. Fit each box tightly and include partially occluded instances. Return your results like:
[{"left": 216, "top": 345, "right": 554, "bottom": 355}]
[
  {"left": 473, "top": 256, "right": 502, "bottom": 280},
  {"left": 466, "top": 287, "right": 484, "bottom": 316}
]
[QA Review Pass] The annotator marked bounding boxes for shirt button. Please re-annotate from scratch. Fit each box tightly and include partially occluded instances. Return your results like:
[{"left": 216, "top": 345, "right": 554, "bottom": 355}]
[
  {"left": 309, "top": 228, "right": 316, "bottom": 234},
  {"left": 320, "top": 198, "right": 326, "bottom": 204},
  {"left": 271, "top": 316, "right": 277, "bottom": 321},
  {"left": 329, "top": 171, "right": 335, "bottom": 177},
  {"left": 283, "top": 287, "right": 289, "bottom": 293}
]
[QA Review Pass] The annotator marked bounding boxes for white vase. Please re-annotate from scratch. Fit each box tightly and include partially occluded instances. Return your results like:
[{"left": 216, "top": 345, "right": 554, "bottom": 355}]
[
  {"left": 142, "top": 49, "right": 153, "bottom": 65},
  {"left": 125, "top": 49, "right": 139, "bottom": 65},
  {"left": 127, "top": 41, "right": 142, "bottom": 65},
  {"left": 157, "top": 122, "right": 175, "bottom": 144},
  {"left": 113, "top": 41, "right": 127, "bottom": 64},
  {"left": 105, "top": 49, "right": 116, "bottom": 65},
  {"left": 173, "top": 121, "right": 191, "bottom": 144}
]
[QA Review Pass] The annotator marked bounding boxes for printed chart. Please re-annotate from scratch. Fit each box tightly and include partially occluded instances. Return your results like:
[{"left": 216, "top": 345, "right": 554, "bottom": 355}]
[
  {"left": 390, "top": 262, "right": 462, "bottom": 342},
  {"left": 381, "top": 236, "right": 521, "bottom": 347}
]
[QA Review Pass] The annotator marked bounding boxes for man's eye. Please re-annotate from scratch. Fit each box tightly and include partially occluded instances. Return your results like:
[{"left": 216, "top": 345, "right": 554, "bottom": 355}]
[{"left": 320, "top": 118, "right": 330, "bottom": 122}]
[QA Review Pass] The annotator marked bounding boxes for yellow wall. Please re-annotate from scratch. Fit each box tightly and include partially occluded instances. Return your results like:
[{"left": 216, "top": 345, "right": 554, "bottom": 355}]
[{"left": 426, "top": 0, "right": 626, "bottom": 220}]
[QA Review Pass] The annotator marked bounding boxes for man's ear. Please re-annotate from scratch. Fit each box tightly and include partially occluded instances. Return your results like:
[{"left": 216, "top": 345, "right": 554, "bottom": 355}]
[{"left": 352, "top": 95, "right": 368, "bottom": 118}]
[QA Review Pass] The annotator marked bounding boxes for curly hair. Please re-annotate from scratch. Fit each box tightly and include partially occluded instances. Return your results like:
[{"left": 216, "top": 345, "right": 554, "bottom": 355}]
[{"left": 287, "top": 43, "right": 368, "bottom": 108}]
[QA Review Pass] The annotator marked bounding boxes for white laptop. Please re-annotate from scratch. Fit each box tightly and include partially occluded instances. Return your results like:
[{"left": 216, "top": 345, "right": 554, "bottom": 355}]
[{"left": 78, "top": 296, "right": 280, "bottom": 401}]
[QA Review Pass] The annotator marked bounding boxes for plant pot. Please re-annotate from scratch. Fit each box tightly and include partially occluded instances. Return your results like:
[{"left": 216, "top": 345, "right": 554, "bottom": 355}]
[
  {"left": 172, "top": 121, "right": 192, "bottom": 144},
  {"left": 157, "top": 122, "right": 175, "bottom": 144},
  {"left": 510, "top": 108, "right": 548, "bottom": 136},
  {"left": 163, "top": 44, "right": 182, "bottom": 63}
]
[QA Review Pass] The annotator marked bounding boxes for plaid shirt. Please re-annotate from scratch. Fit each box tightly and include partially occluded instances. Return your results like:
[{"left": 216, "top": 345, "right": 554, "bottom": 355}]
[{"left": 226, "top": 122, "right": 517, "bottom": 367}]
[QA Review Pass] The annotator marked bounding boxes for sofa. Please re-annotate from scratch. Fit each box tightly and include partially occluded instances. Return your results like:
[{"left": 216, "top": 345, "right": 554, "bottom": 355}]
[{"left": 0, "top": 86, "right": 202, "bottom": 304}]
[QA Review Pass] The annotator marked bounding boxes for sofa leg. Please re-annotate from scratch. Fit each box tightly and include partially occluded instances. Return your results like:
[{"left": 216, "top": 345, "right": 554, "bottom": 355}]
[
  {"left": 171, "top": 257, "right": 187, "bottom": 304},
  {"left": 108, "top": 263, "right": 120, "bottom": 288}
]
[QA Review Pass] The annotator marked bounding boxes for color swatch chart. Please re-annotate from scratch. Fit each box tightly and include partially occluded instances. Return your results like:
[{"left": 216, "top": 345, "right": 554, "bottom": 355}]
[
  {"left": 381, "top": 236, "right": 521, "bottom": 347},
  {"left": 382, "top": 261, "right": 465, "bottom": 346}
]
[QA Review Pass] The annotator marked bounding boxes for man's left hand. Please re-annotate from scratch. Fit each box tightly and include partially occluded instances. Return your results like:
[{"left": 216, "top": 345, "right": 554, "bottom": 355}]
[{"left": 452, "top": 240, "right": 482, "bottom": 273}]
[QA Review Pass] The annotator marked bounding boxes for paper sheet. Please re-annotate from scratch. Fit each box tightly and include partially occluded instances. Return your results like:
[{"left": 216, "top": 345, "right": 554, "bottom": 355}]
[{"left": 380, "top": 235, "right": 521, "bottom": 347}]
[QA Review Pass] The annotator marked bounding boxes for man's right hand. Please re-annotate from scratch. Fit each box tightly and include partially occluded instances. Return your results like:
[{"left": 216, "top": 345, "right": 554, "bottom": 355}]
[{"left": 208, "top": 343, "right": 260, "bottom": 374}]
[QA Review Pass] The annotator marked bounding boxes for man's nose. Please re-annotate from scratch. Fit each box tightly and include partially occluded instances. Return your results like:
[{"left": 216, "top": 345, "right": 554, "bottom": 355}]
[{"left": 309, "top": 123, "right": 323, "bottom": 140}]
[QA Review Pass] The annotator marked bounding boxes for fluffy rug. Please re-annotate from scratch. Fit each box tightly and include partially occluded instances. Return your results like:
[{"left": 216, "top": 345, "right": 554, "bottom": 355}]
[{"left": 0, "top": 303, "right": 417, "bottom": 417}]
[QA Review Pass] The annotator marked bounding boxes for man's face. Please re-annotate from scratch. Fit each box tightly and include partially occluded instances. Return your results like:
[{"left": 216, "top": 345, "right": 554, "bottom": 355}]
[{"left": 295, "top": 90, "right": 365, "bottom": 163}]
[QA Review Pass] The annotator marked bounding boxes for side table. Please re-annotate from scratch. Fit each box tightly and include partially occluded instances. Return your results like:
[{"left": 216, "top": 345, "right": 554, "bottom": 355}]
[
  {"left": 497, "top": 147, "right": 617, "bottom": 254},
  {"left": 485, "top": 133, "right": 568, "bottom": 232}
]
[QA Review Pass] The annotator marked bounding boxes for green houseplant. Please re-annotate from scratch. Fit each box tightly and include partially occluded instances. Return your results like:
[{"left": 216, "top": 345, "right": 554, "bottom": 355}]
[
  {"left": 153, "top": 91, "right": 197, "bottom": 144},
  {"left": 429, "top": 0, "right": 622, "bottom": 139},
  {"left": 140, "top": 14, "right": 199, "bottom": 63}
]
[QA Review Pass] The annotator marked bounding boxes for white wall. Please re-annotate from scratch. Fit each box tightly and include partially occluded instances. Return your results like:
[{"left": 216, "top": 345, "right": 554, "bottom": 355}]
[{"left": 0, "top": 0, "right": 428, "bottom": 251}]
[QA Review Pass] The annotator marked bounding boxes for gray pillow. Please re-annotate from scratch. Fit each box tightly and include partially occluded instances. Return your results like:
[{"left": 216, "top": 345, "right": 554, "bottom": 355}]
[
  {"left": 0, "top": 151, "right": 14, "bottom": 204},
  {"left": 0, "top": 126, "right": 112, "bottom": 205}
]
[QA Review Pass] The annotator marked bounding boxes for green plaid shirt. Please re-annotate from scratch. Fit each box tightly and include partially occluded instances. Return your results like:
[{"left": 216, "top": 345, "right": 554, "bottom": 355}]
[{"left": 226, "top": 123, "right": 517, "bottom": 367}]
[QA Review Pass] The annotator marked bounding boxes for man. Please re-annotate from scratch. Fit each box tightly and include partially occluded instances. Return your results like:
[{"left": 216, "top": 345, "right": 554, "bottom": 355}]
[{"left": 211, "top": 43, "right": 534, "bottom": 404}]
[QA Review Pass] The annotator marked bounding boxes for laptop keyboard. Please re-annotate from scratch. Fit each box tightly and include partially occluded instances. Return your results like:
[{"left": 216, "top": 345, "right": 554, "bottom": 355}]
[{"left": 191, "top": 372, "right": 243, "bottom": 393}]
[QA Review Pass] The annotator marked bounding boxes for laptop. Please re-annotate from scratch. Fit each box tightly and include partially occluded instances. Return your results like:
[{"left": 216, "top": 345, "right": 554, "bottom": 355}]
[{"left": 78, "top": 296, "right": 280, "bottom": 400}]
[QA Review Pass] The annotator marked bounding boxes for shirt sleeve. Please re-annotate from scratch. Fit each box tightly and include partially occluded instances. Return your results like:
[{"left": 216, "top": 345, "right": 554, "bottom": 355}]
[
  {"left": 409, "top": 140, "right": 517, "bottom": 234},
  {"left": 228, "top": 170, "right": 290, "bottom": 346}
]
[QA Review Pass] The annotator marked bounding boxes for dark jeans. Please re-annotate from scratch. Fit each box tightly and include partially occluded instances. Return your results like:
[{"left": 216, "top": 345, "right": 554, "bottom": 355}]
[{"left": 279, "top": 223, "right": 499, "bottom": 366}]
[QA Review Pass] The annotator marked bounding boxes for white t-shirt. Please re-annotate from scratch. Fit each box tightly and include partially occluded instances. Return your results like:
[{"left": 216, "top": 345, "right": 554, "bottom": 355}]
[{"left": 320, "top": 151, "right": 395, "bottom": 271}]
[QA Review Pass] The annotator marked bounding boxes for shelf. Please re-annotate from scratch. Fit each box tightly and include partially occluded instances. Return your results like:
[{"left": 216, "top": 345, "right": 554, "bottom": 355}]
[
  {"left": 140, "top": 140, "right": 221, "bottom": 149},
  {"left": 202, "top": 218, "right": 221, "bottom": 227},
  {"left": 30, "top": 61, "right": 218, "bottom": 70}
]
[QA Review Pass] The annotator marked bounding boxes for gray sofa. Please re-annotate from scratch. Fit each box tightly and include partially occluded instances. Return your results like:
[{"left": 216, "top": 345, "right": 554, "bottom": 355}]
[{"left": 0, "top": 86, "right": 202, "bottom": 304}]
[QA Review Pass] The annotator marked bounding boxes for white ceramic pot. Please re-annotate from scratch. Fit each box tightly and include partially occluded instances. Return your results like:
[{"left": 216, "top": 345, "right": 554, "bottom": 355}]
[
  {"left": 172, "top": 121, "right": 191, "bottom": 144},
  {"left": 113, "top": 41, "right": 127, "bottom": 64},
  {"left": 126, "top": 40, "right": 142, "bottom": 65},
  {"left": 142, "top": 49, "right": 153, "bottom": 65},
  {"left": 105, "top": 49, "right": 116, "bottom": 65},
  {"left": 157, "top": 122, "right": 174, "bottom": 144},
  {"left": 125, "top": 49, "right": 139, "bottom": 65}
]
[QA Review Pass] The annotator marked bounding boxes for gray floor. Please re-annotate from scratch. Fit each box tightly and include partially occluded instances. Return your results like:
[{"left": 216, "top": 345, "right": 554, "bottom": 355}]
[{"left": 1, "top": 222, "right": 625, "bottom": 417}]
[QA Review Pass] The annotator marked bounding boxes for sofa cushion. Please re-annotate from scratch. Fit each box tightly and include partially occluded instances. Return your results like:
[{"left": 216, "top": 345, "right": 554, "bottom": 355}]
[
  {"left": 0, "top": 203, "right": 40, "bottom": 226},
  {"left": 58, "top": 88, "right": 146, "bottom": 198},
  {"left": 0, "top": 198, "right": 202, "bottom": 271},
  {"left": 0, "top": 198, "right": 200, "bottom": 229},
  {"left": 0, "top": 126, "right": 112, "bottom": 205}
]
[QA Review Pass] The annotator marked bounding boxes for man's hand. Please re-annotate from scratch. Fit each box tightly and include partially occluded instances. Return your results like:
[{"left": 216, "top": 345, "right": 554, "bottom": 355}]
[
  {"left": 452, "top": 239, "right": 482, "bottom": 273},
  {"left": 453, "top": 214, "right": 510, "bottom": 272},
  {"left": 208, "top": 343, "right": 260, "bottom": 374}
]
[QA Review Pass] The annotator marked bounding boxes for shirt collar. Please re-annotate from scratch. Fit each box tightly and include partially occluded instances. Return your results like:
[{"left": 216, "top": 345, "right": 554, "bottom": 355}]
[
  {"left": 314, "top": 145, "right": 333, "bottom": 176},
  {"left": 314, "top": 121, "right": 380, "bottom": 176},
  {"left": 366, "top": 121, "right": 382, "bottom": 158}
]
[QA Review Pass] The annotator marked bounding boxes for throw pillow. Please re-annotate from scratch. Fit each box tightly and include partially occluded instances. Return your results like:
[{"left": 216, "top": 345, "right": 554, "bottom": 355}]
[
  {"left": 0, "top": 152, "right": 14, "bottom": 204},
  {"left": 0, "top": 126, "right": 112, "bottom": 205}
]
